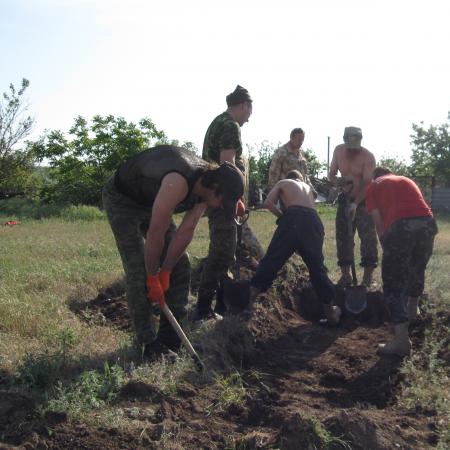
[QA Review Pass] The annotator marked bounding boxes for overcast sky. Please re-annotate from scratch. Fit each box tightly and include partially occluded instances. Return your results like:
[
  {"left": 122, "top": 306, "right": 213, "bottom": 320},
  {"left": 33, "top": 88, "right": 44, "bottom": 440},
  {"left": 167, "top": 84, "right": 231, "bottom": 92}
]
[{"left": 1, "top": 0, "right": 449, "bottom": 166}]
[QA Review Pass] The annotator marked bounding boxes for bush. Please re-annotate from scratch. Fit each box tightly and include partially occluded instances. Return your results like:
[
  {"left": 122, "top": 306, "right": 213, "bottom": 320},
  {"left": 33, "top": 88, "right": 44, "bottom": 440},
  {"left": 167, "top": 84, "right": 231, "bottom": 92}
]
[
  {"left": 59, "top": 205, "right": 105, "bottom": 221},
  {"left": 0, "top": 198, "right": 105, "bottom": 221},
  {"left": 0, "top": 197, "right": 63, "bottom": 220}
]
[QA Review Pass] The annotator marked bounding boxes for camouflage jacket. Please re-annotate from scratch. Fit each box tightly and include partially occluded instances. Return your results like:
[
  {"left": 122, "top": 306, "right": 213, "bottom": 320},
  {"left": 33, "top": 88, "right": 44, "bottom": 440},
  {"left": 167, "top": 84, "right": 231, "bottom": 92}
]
[
  {"left": 202, "top": 112, "right": 245, "bottom": 174},
  {"left": 268, "top": 143, "right": 310, "bottom": 188}
]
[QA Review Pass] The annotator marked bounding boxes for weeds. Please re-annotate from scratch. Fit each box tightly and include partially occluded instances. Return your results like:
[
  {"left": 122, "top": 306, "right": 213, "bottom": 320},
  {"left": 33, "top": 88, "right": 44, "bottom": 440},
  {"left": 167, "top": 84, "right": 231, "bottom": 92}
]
[
  {"left": 207, "top": 371, "right": 246, "bottom": 415},
  {"left": 46, "top": 362, "right": 125, "bottom": 417},
  {"left": 17, "top": 327, "right": 79, "bottom": 389}
]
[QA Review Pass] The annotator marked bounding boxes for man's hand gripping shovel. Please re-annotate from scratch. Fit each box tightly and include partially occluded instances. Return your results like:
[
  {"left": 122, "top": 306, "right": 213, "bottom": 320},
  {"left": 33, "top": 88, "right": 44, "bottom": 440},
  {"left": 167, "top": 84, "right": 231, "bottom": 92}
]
[
  {"left": 344, "top": 201, "right": 367, "bottom": 314},
  {"left": 147, "top": 273, "right": 205, "bottom": 372}
]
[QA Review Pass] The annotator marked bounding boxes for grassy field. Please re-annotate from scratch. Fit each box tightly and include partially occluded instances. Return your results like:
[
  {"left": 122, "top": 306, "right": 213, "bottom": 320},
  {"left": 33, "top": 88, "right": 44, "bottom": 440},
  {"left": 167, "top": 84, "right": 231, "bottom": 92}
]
[{"left": 0, "top": 205, "right": 449, "bottom": 445}]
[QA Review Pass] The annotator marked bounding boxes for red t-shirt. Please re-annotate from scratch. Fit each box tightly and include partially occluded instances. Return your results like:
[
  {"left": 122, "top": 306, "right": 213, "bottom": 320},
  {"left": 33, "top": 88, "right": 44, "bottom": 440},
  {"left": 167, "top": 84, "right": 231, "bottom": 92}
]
[{"left": 365, "top": 175, "right": 432, "bottom": 232}]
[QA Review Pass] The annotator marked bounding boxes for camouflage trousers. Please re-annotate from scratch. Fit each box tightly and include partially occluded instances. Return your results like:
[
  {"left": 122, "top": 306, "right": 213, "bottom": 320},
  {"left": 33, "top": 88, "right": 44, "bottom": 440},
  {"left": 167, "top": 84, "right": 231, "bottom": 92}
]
[
  {"left": 382, "top": 216, "right": 437, "bottom": 324},
  {"left": 197, "top": 207, "right": 237, "bottom": 313},
  {"left": 336, "top": 192, "right": 378, "bottom": 268},
  {"left": 102, "top": 176, "right": 190, "bottom": 347}
]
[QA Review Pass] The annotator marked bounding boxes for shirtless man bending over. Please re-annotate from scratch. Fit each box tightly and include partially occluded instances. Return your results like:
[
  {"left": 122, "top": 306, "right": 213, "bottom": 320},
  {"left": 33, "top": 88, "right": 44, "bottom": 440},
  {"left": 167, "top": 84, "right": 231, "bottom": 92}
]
[
  {"left": 329, "top": 126, "right": 378, "bottom": 286},
  {"left": 248, "top": 170, "right": 341, "bottom": 325}
]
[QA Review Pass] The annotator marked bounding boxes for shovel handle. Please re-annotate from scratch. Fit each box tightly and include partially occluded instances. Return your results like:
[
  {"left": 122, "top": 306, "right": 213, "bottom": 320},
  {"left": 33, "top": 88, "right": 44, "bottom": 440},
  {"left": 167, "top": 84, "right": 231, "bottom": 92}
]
[
  {"left": 346, "top": 200, "right": 357, "bottom": 285},
  {"left": 160, "top": 303, "right": 205, "bottom": 372}
]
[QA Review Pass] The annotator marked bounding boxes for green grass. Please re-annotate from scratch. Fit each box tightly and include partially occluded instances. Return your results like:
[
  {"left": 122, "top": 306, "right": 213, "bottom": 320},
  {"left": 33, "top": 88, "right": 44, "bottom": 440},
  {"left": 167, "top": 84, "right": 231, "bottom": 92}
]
[{"left": 0, "top": 206, "right": 449, "bottom": 445}]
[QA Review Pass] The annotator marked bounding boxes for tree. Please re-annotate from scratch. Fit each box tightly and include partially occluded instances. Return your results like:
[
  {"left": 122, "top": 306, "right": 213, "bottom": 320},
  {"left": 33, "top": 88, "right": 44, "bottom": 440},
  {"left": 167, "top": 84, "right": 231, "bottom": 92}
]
[
  {"left": 247, "top": 140, "right": 275, "bottom": 189},
  {"left": 0, "top": 78, "right": 35, "bottom": 194},
  {"left": 303, "top": 149, "right": 326, "bottom": 179},
  {"left": 378, "top": 155, "right": 411, "bottom": 176},
  {"left": 31, "top": 115, "right": 167, "bottom": 205},
  {"left": 410, "top": 112, "right": 450, "bottom": 186}
]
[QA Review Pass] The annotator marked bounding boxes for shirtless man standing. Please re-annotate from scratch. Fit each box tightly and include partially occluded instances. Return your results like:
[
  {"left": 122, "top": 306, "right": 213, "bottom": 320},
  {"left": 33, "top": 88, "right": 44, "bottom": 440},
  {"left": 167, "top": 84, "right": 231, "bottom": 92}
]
[
  {"left": 329, "top": 127, "right": 378, "bottom": 286},
  {"left": 248, "top": 170, "right": 341, "bottom": 324}
]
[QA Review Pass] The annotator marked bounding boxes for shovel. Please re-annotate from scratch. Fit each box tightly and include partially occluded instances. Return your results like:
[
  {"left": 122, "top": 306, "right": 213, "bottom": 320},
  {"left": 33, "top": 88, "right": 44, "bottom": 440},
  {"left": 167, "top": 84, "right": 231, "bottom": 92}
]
[
  {"left": 344, "top": 205, "right": 367, "bottom": 314},
  {"left": 160, "top": 301, "right": 205, "bottom": 372}
]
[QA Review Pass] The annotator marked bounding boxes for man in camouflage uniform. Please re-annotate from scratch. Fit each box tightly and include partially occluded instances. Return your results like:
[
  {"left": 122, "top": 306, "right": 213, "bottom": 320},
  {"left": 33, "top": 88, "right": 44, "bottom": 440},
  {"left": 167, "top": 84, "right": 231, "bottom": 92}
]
[
  {"left": 103, "top": 145, "right": 244, "bottom": 359},
  {"left": 268, "top": 128, "right": 312, "bottom": 189},
  {"left": 366, "top": 167, "right": 438, "bottom": 356},
  {"left": 195, "top": 85, "right": 263, "bottom": 321},
  {"left": 329, "top": 127, "right": 378, "bottom": 286}
]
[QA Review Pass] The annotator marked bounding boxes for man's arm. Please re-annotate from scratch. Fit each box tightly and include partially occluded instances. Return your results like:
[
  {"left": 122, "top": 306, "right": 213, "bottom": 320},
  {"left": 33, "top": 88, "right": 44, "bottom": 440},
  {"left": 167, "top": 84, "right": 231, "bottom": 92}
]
[
  {"left": 370, "top": 208, "right": 384, "bottom": 240},
  {"left": 264, "top": 182, "right": 283, "bottom": 218},
  {"left": 268, "top": 149, "right": 281, "bottom": 189},
  {"left": 328, "top": 147, "right": 339, "bottom": 184},
  {"left": 353, "top": 152, "right": 376, "bottom": 206},
  {"left": 162, "top": 202, "right": 207, "bottom": 270},
  {"left": 144, "top": 173, "right": 188, "bottom": 275},
  {"left": 220, "top": 149, "right": 237, "bottom": 165}
]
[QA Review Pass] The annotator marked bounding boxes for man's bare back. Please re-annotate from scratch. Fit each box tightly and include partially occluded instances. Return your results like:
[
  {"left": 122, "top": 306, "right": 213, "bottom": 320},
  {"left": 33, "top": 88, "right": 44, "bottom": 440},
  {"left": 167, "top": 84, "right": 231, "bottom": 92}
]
[
  {"left": 264, "top": 179, "right": 315, "bottom": 217},
  {"left": 329, "top": 144, "right": 376, "bottom": 202}
]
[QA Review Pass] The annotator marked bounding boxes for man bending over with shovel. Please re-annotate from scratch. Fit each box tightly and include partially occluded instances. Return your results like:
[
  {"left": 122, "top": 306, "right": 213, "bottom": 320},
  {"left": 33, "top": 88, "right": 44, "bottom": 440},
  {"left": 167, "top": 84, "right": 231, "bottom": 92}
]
[
  {"left": 247, "top": 170, "right": 341, "bottom": 325},
  {"left": 103, "top": 145, "right": 244, "bottom": 361},
  {"left": 366, "top": 167, "right": 438, "bottom": 356}
]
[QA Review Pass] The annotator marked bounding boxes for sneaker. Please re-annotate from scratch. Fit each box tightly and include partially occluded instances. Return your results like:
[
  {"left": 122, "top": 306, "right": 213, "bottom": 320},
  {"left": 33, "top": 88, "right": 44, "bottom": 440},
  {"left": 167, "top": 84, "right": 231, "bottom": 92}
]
[
  {"left": 143, "top": 339, "right": 178, "bottom": 363},
  {"left": 192, "top": 308, "right": 223, "bottom": 323}
]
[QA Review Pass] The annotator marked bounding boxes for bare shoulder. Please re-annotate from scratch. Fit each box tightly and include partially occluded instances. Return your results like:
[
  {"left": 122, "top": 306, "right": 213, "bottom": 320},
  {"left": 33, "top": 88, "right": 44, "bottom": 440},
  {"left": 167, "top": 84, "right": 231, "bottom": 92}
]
[
  {"left": 361, "top": 146, "right": 376, "bottom": 161},
  {"left": 333, "top": 143, "right": 346, "bottom": 154}
]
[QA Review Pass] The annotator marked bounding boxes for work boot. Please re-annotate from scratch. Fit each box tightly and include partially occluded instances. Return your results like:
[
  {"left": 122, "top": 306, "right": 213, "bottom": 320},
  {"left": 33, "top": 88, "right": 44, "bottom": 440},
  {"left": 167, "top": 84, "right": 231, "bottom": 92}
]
[
  {"left": 323, "top": 304, "right": 342, "bottom": 325},
  {"left": 378, "top": 323, "right": 412, "bottom": 356},
  {"left": 362, "top": 267, "right": 375, "bottom": 287},
  {"left": 407, "top": 297, "right": 420, "bottom": 322},
  {"left": 143, "top": 338, "right": 178, "bottom": 363},
  {"left": 192, "top": 307, "right": 223, "bottom": 323},
  {"left": 336, "top": 266, "right": 352, "bottom": 287}
]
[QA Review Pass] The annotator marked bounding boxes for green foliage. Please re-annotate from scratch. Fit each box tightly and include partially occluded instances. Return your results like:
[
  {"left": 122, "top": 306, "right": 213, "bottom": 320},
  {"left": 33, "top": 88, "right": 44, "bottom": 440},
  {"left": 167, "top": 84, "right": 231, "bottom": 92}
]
[
  {"left": 410, "top": 112, "right": 450, "bottom": 186},
  {"left": 378, "top": 155, "right": 411, "bottom": 176},
  {"left": 0, "top": 196, "right": 65, "bottom": 219},
  {"left": 0, "top": 197, "right": 104, "bottom": 220},
  {"left": 59, "top": 205, "right": 105, "bottom": 221},
  {"left": 30, "top": 115, "right": 167, "bottom": 205},
  {"left": 17, "top": 328, "right": 79, "bottom": 389},
  {"left": 207, "top": 372, "right": 246, "bottom": 415},
  {"left": 304, "top": 148, "right": 327, "bottom": 178},
  {"left": 47, "top": 362, "right": 125, "bottom": 415},
  {"left": 247, "top": 140, "right": 275, "bottom": 189},
  {"left": 0, "top": 78, "right": 37, "bottom": 195}
]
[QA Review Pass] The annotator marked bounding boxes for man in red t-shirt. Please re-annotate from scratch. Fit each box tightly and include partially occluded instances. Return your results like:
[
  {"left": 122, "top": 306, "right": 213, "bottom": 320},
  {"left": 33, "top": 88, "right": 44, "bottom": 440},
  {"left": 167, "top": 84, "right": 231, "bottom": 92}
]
[{"left": 365, "top": 167, "right": 438, "bottom": 356}]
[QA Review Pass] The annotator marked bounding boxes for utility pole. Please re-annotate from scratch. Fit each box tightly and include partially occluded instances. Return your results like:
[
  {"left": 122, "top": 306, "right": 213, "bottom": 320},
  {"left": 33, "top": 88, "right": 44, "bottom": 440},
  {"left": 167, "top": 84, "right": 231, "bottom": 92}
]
[{"left": 327, "top": 136, "right": 330, "bottom": 176}]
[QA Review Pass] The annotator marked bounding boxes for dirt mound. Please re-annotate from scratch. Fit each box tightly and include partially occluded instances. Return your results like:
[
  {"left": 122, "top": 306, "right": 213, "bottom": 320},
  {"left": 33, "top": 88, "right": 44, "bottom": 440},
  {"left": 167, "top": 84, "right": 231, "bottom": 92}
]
[{"left": 3, "top": 257, "right": 442, "bottom": 449}]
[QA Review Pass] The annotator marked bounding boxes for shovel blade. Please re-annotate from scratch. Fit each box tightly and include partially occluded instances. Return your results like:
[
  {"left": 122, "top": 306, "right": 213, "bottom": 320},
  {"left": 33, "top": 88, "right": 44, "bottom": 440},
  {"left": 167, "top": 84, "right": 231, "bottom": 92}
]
[{"left": 345, "top": 285, "right": 367, "bottom": 314}]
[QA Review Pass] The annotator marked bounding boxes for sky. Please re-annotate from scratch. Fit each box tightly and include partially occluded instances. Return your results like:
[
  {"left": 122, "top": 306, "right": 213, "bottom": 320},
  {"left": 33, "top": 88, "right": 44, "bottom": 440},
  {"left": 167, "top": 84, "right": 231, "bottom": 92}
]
[{"left": 1, "top": 0, "right": 449, "bottom": 168}]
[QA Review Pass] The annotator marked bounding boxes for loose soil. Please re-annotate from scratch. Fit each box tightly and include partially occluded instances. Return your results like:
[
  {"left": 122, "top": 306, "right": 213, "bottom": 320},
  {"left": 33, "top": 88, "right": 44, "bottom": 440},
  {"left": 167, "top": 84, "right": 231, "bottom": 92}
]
[{"left": 0, "top": 252, "right": 443, "bottom": 449}]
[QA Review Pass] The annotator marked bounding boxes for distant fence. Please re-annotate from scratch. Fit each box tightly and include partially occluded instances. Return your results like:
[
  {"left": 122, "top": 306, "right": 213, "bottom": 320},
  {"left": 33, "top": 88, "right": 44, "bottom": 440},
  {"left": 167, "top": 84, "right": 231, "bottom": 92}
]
[
  {"left": 431, "top": 187, "right": 450, "bottom": 211},
  {"left": 413, "top": 176, "right": 450, "bottom": 211}
]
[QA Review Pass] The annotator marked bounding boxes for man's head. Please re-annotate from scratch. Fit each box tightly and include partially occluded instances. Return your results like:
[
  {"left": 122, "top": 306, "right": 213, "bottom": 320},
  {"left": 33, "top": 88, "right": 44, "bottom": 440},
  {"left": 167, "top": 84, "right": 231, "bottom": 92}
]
[
  {"left": 286, "top": 170, "right": 304, "bottom": 182},
  {"left": 226, "top": 85, "right": 253, "bottom": 126},
  {"left": 373, "top": 166, "right": 392, "bottom": 179},
  {"left": 289, "top": 128, "right": 305, "bottom": 150},
  {"left": 201, "top": 162, "right": 245, "bottom": 219},
  {"left": 343, "top": 126, "right": 363, "bottom": 150}
]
